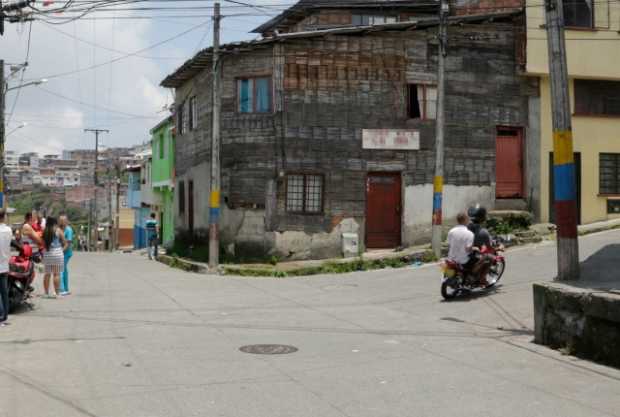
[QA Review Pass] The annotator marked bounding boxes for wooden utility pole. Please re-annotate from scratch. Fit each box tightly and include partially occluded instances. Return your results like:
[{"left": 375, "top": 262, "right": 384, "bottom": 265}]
[
  {"left": 84, "top": 128, "right": 109, "bottom": 251},
  {"left": 544, "top": 0, "right": 579, "bottom": 280},
  {"left": 431, "top": 0, "right": 449, "bottom": 258},
  {"left": 208, "top": 2, "right": 222, "bottom": 270}
]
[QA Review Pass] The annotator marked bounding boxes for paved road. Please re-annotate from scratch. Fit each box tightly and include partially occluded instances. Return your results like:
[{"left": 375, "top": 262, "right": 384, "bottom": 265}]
[{"left": 1, "top": 230, "right": 619, "bottom": 417}]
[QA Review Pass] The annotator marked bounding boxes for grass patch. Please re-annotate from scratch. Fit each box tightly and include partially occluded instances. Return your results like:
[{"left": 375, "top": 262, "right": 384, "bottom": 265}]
[{"left": 222, "top": 250, "right": 439, "bottom": 278}]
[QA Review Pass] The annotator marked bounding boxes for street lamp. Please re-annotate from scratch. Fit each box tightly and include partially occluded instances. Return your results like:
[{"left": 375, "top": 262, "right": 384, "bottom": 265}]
[
  {"left": 6, "top": 121, "right": 26, "bottom": 137},
  {"left": 5, "top": 78, "right": 47, "bottom": 92}
]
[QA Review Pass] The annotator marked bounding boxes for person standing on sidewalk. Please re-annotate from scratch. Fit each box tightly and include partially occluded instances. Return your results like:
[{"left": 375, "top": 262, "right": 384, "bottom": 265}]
[
  {"left": 145, "top": 213, "right": 159, "bottom": 260},
  {"left": 41, "top": 217, "right": 67, "bottom": 299},
  {"left": 0, "top": 210, "right": 14, "bottom": 326},
  {"left": 59, "top": 215, "right": 73, "bottom": 296}
]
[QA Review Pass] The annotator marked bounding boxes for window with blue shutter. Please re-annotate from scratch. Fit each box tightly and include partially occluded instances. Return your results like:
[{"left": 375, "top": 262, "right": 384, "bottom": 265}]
[{"left": 237, "top": 76, "right": 272, "bottom": 113}]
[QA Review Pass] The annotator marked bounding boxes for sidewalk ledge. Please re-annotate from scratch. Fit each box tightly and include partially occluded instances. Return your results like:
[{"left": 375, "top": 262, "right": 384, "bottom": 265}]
[{"left": 157, "top": 255, "right": 209, "bottom": 274}]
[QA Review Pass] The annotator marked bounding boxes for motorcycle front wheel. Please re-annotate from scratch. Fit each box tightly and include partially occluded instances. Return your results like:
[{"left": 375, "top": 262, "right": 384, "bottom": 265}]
[
  {"left": 441, "top": 278, "right": 459, "bottom": 300},
  {"left": 486, "top": 259, "right": 506, "bottom": 288}
]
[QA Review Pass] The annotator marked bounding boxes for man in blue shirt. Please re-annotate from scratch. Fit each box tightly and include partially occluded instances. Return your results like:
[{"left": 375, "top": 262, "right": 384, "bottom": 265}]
[
  {"left": 145, "top": 213, "right": 159, "bottom": 260},
  {"left": 59, "top": 215, "right": 74, "bottom": 295}
]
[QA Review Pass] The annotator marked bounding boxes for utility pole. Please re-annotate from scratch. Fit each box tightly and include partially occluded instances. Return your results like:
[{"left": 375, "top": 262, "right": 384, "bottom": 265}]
[
  {"left": 544, "top": 0, "right": 579, "bottom": 280},
  {"left": 431, "top": 0, "right": 449, "bottom": 258},
  {"left": 115, "top": 174, "right": 120, "bottom": 251},
  {"left": 107, "top": 175, "right": 112, "bottom": 252},
  {"left": 208, "top": 2, "right": 222, "bottom": 270},
  {"left": 0, "top": 60, "right": 5, "bottom": 209},
  {"left": 84, "top": 128, "right": 109, "bottom": 251}
]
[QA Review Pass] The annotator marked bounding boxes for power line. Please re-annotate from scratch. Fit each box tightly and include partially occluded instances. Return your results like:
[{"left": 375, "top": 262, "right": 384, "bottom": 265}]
[
  {"left": 6, "top": 21, "right": 33, "bottom": 127},
  {"left": 36, "top": 85, "right": 161, "bottom": 118},
  {"left": 41, "top": 21, "right": 185, "bottom": 60},
  {"left": 27, "top": 19, "right": 210, "bottom": 81}
]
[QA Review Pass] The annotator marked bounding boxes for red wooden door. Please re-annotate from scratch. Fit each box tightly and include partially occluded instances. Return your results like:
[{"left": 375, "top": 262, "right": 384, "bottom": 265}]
[
  {"left": 366, "top": 173, "right": 401, "bottom": 248},
  {"left": 496, "top": 127, "right": 524, "bottom": 198}
]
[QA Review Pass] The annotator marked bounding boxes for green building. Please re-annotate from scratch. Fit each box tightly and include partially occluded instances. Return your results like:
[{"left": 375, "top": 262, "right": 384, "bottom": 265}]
[{"left": 150, "top": 117, "right": 175, "bottom": 247}]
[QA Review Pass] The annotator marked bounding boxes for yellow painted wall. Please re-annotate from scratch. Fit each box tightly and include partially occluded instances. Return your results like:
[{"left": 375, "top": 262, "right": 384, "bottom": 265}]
[
  {"left": 539, "top": 78, "right": 620, "bottom": 224},
  {"left": 526, "top": 0, "right": 620, "bottom": 80},
  {"left": 527, "top": 0, "right": 620, "bottom": 224}
]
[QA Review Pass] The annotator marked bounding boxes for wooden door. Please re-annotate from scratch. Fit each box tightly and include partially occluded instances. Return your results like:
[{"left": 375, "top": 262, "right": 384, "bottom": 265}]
[
  {"left": 188, "top": 180, "right": 194, "bottom": 233},
  {"left": 366, "top": 173, "right": 401, "bottom": 249},
  {"left": 549, "top": 152, "right": 581, "bottom": 225},
  {"left": 496, "top": 127, "right": 524, "bottom": 198}
]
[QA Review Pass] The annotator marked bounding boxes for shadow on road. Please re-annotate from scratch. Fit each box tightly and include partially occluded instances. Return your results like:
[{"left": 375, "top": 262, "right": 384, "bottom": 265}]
[{"left": 574, "top": 244, "right": 620, "bottom": 291}]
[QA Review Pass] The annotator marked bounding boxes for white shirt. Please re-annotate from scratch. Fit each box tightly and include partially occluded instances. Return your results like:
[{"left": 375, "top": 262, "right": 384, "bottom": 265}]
[
  {"left": 447, "top": 224, "right": 474, "bottom": 265},
  {"left": 0, "top": 223, "right": 13, "bottom": 274}
]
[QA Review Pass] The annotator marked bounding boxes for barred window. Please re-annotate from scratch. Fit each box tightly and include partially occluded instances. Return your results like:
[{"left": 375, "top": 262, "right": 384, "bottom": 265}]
[
  {"left": 600, "top": 153, "right": 620, "bottom": 195},
  {"left": 178, "top": 181, "right": 185, "bottom": 214},
  {"left": 286, "top": 174, "right": 323, "bottom": 214},
  {"left": 575, "top": 80, "right": 620, "bottom": 117},
  {"left": 189, "top": 96, "right": 198, "bottom": 130},
  {"left": 564, "top": 0, "right": 593, "bottom": 28},
  {"left": 176, "top": 105, "right": 184, "bottom": 135}
]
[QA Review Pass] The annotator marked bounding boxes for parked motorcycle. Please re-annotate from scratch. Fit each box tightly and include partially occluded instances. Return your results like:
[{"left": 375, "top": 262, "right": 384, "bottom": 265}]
[
  {"left": 8, "top": 241, "right": 37, "bottom": 311},
  {"left": 440, "top": 242, "right": 506, "bottom": 300}
]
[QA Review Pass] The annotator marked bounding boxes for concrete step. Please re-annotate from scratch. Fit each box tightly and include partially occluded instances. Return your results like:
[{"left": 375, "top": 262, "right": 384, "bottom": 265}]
[{"left": 494, "top": 199, "right": 528, "bottom": 211}]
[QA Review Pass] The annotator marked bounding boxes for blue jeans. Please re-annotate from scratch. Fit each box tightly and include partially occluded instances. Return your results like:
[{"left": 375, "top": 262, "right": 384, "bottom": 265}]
[
  {"left": 0, "top": 273, "right": 8, "bottom": 322},
  {"left": 148, "top": 236, "right": 158, "bottom": 260},
  {"left": 60, "top": 251, "right": 72, "bottom": 293}
]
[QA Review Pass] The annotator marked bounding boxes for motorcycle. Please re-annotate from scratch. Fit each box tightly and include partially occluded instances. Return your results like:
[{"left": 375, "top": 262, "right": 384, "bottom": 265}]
[
  {"left": 440, "top": 242, "right": 506, "bottom": 300},
  {"left": 8, "top": 241, "right": 37, "bottom": 311}
]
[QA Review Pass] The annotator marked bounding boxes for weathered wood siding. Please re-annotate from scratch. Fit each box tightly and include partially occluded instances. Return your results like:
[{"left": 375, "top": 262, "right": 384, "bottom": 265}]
[{"left": 172, "top": 19, "right": 537, "bottom": 255}]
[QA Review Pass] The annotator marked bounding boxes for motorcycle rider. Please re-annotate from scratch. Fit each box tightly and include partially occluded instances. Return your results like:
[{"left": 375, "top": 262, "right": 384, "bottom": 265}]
[
  {"left": 447, "top": 212, "right": 475, "bottom": 269},
  {"left": 467, "top": 205, "right": 492, "bottom": 286}
]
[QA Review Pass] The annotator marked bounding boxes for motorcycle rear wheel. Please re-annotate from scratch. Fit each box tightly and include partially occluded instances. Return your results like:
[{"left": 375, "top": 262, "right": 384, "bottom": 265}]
[{"left": 441, "top": 279, "right": 459, "bottom": 300}]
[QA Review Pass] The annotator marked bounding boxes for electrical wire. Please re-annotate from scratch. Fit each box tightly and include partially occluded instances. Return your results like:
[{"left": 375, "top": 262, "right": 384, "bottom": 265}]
[
  {"left": 27, "top": 19, "right": 210, "bottom": 81},
  {"left": 6, "top": 21, "right": 33, "bottom": 128}
]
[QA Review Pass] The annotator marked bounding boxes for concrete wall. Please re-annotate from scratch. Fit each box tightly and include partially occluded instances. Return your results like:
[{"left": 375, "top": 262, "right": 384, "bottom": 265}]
[
  {"left": 403, "top": 184, "right": 494, "bottom": 245},
  {"left": 534, "top": 282, "right": 620, "bottom": 368}
]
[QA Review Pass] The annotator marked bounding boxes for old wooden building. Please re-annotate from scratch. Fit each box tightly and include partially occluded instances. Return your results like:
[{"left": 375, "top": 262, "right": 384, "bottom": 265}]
[{"left": 162, "top": 4, "right": 537, "bottom": 260}]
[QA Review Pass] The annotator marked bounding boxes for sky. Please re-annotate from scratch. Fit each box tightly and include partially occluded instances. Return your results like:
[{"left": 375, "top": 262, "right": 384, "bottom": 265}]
[{"left": 1, "top": 0, "right": 292, "bottom": 155}]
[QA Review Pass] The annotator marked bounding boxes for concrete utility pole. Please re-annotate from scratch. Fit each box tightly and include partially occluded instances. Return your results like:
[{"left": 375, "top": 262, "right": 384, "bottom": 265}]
[
  {"left": 0, "top": 60, "right": 5, "bottom": 209},
  {"left": 108, "top": 176, "right": 113, "bottom": 252},
  {"left": 115, "top": 175, "right": 120, "bottom": 251},
  {"left": 544, "top": 0, "right": 580, "bottom": 280},
  {"left": 431, "top": 0, "right": 449, "bottom": 258},
  {"left": 208, "top": 2, "right": 222, "bottom": 270},
  {"left": 84, "top": 128, "right": 109, "bottom": 251}
]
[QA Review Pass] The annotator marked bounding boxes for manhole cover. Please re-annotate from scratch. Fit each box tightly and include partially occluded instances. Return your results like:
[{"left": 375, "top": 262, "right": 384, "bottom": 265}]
[{"left": 239, "top": 344, "right": 298, "bottom": 355}]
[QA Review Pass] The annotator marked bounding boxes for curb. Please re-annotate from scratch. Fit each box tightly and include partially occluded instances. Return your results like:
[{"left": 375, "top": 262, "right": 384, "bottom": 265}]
[
  {"left": 157, "top": 255, "right": 210, "bottom": 274},
  {"left": 156, "top": 222, "right": 620, "bottom": 278}
]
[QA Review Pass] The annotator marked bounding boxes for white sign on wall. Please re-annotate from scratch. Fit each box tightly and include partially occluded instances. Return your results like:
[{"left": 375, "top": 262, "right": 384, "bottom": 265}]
[{"left": 362, "top": 129, "right": 420, "bottom": 150}]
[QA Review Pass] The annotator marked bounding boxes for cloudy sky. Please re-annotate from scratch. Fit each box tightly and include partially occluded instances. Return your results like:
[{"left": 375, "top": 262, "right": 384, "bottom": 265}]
[{"left": 1, "top": 0, "right": 289, "bottom": 155}]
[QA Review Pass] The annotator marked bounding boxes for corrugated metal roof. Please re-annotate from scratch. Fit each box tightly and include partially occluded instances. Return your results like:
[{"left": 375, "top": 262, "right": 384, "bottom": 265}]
[
  {"left": 252, "top": 0, "right": 438, "bottom": 35},
  {"left": 160, "top": 10, "right": 521, "bottom": 89}
]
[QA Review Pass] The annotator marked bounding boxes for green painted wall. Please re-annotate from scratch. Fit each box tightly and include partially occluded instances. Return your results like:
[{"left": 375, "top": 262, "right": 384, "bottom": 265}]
[
  {"left": 151, "top": 118, "right": 175, "bottom": 186},
  {"left": 150, "top": 117, "right": 175, "bottom": 246}
]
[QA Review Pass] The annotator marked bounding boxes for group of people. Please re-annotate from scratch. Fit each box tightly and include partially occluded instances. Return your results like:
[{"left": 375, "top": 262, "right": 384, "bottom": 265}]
[
  {"left": 447, "top": 205, "right": 493, "bottom": 285},
  {"left": 0, "top": 210, "right": 74, "bottom": 328}
]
